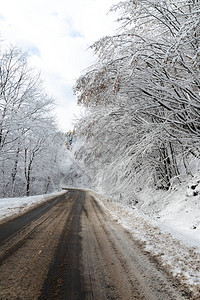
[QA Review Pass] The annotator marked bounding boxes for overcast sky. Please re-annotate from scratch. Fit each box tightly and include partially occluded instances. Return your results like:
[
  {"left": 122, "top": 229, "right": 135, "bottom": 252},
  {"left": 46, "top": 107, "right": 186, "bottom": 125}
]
[{"left": 0, "top": 0, "right": 119, "bottom": 132}]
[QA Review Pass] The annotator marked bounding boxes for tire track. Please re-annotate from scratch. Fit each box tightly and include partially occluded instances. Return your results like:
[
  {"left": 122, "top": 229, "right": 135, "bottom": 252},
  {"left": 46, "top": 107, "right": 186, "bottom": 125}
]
[
  {"left": 81, "top": 201, "right": 119, "bottom": 300},
  {"left": 0, "top": 193, "right": 67, "bottom": 246},
  {"left": 0, "top": 195, "right": 68, "bottom": 265},
  {"left": 81, "top": 193, "right": 190, "bottom": 300},
  {"left": 87, "top": 196, "right": 145, "bottom": 299},
  {"left": 38, "top": 190, "right": 85, "bottom": 300},
  {"left": 0, "top": 192, "right": 75, "bottom": 300}
]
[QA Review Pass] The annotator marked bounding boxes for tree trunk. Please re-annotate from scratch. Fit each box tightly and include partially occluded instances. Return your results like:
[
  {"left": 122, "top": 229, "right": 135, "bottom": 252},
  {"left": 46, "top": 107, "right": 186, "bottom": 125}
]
[
  {"left": 11, "top": 147, "right": 20, "bottom": 196},
  {"left": 26, "top": 162, "right": 31, "bottom": 197}
]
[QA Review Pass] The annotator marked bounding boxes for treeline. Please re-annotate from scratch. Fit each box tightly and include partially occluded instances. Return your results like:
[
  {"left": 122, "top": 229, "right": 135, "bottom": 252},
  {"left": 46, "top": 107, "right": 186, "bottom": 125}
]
[
  {"left": 74, "top": 0, "right": 200, "bottom": 201},
  {"left": 0, "top": 45, "right": 65, "bottom": 197}
]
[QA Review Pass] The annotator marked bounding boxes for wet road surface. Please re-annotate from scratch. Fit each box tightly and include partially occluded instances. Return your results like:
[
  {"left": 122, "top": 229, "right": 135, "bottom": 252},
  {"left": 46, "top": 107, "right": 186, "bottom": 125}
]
[{"left": 0, "top": 189, "right": 190, "bottom": 299}]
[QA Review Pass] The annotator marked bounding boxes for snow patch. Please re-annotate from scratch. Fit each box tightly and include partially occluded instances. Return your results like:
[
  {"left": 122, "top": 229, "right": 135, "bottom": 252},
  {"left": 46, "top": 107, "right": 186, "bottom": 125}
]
[{"left": 0, "top": 190, "right": 66, "bottom": 224}]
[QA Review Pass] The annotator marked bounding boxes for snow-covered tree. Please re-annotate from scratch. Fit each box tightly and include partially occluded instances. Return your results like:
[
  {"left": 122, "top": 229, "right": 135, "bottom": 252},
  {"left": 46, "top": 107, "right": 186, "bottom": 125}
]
[
  {"left": 74, "top": 0, "right": 200, "bottom": 200},
  {"left": 0, "top": 45, "right": 66, "bottom": 197}
]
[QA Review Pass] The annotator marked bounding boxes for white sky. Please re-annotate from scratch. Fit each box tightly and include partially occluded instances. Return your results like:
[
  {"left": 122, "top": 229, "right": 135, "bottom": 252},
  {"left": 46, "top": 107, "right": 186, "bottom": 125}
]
[{"left": 0, "top": 0, "right": 119, "bottom": 132}]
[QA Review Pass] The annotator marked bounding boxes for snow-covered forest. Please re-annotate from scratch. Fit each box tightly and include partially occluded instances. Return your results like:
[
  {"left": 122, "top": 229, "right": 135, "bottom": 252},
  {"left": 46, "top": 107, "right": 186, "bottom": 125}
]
[
  {"left": 1, "top": 0, "right": 200, "bottom": 202},
  {"left": 0, "top": 45, "right": 68, "bottom": 198},
  {"left": 73, "top": 0, "right": 200, "bottom": 204},
  {"left": 1, "top": 2, "right": 200, "bottom": 296}
]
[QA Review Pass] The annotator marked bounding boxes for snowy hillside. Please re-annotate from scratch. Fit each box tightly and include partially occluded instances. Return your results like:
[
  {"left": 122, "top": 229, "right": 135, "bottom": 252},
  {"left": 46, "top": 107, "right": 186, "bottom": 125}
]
[{"left": 136, "top": 176, "right": 200, "bottom": 248}]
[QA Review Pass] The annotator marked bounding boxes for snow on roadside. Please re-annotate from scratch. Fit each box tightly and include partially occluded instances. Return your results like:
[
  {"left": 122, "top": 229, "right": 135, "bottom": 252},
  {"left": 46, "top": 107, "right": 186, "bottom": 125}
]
[
  {"left": 0, "top": 190, "right": 66, "bottom": 224},
  {"left": 136, "top": 177, "right": 200, "bottom": 247},
  {"left": 91, "top": 186, "right": 200, "bottom": 299}
]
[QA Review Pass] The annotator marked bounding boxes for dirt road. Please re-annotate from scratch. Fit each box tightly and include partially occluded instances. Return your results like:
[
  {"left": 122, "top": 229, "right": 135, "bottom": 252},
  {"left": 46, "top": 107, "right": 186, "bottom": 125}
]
[{"left": 0, "top": 189, "right": 190, "bottom": 299}]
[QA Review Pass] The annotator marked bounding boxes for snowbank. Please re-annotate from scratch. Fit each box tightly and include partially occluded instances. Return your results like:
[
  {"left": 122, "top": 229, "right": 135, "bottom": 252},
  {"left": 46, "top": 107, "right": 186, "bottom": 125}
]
[
  {"left": 136, "top": 184, "right": 200, "bottom": 249},
  {"left": 91, "top": 179, "right": 200, "bottom": 299},
  {"left": 0, "top": 190, "right": 66, "bottom": 224}
]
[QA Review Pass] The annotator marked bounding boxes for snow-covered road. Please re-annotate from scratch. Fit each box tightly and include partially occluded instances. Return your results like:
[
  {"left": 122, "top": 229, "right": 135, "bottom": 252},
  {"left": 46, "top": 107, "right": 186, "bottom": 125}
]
[{"left": 0, "top": 189, "right": 193, "bottom": 299}]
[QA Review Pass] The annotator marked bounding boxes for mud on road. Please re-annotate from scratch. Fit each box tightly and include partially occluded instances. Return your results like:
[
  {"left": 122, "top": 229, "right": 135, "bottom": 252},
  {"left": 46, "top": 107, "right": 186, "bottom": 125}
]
[{"left": 0, "top": 190, "right": 191, "bottom": 299}]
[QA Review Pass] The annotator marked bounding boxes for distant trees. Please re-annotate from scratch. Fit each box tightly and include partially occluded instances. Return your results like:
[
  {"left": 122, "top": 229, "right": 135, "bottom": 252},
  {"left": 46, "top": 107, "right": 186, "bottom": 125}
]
[
  {"left": 74, "top": 0, "right": 200, "bottom": 199},
  {"left": 0, "top": 45, "right": 65, "bottom": 197}
]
